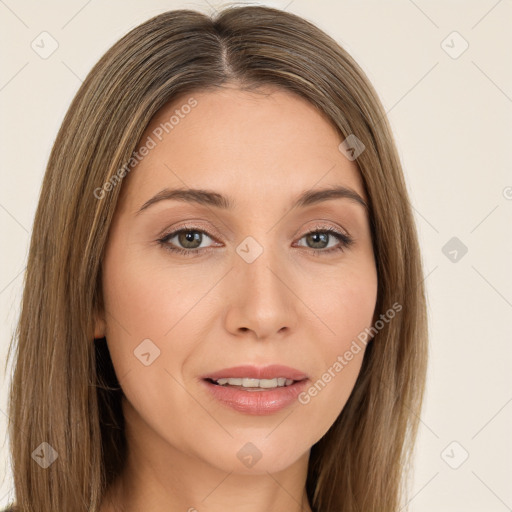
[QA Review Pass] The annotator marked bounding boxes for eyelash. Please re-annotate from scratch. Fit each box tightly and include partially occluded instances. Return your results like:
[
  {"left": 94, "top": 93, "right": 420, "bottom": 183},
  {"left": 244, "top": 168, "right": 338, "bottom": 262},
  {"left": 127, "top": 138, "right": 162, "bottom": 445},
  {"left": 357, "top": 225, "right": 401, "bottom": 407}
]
[{"left": 157, "top": 224, "right": 354, "bottom": 258}]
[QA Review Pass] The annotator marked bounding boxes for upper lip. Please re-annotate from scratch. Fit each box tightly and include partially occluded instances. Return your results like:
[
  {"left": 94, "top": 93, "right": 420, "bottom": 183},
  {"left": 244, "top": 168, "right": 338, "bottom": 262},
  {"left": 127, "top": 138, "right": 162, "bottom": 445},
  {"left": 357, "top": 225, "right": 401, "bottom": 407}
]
[{"left": 202, "top": 365, "right": 308, "bottom": 381}]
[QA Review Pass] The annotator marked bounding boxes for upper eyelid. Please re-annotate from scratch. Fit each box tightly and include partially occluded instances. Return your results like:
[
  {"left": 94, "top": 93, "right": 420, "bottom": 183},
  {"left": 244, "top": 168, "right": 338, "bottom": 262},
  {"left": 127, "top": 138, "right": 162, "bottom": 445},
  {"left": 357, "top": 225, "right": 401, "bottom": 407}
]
[
  {"left": 159, "top": 223, "right": 352, "bottom": 245},
  {"left": 292, "top": 221, "right": 351, "bottom": 238},
  {"left": 159, "top": 222, "right": 221, "bottom": 241}
]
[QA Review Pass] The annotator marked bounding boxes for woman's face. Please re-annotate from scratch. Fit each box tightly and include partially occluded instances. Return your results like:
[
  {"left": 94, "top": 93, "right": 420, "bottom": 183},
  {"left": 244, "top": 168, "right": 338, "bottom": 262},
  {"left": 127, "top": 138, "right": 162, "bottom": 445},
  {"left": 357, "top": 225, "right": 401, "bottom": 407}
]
[{"left": 98, "top": 86, "right": 378, "bottom": 475}]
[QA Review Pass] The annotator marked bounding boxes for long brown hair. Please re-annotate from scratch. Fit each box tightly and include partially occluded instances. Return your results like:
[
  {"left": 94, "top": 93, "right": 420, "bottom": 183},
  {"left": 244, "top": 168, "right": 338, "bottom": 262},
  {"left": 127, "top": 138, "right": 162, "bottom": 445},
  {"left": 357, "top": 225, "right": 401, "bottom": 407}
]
[{"left": 5, "top": 5, "right": 428, "bottom": 511}]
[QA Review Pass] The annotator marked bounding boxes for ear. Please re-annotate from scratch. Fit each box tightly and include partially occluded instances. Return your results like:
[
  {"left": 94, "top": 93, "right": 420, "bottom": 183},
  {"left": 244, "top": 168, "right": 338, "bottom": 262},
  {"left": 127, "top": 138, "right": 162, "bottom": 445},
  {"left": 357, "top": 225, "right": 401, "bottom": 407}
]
[{"left": 94, "top": 309, "right": 107, "bottom": 339}]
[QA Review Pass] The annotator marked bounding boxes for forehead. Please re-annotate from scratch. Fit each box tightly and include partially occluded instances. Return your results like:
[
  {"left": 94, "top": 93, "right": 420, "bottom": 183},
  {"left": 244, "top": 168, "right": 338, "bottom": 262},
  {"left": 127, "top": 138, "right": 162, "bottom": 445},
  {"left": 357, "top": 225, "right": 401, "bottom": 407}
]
[{"left": 119, "top": 86, "right": 366, "bottom": 212}]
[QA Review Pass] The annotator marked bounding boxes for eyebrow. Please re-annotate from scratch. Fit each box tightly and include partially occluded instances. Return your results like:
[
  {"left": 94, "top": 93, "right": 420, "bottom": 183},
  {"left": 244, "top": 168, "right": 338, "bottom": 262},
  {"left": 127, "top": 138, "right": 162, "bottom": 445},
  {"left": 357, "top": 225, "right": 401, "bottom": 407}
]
[{"left": 136, "top": 185, "right": 368, "bottom": 214}]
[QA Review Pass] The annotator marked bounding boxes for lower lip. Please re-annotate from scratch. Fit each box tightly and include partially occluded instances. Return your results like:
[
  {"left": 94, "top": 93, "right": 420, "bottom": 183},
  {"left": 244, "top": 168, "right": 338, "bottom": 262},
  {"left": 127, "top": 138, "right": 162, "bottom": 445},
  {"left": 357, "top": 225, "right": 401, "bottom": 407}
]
[{"left": 201, "top": 379, "right": 309, "bottom": 415}]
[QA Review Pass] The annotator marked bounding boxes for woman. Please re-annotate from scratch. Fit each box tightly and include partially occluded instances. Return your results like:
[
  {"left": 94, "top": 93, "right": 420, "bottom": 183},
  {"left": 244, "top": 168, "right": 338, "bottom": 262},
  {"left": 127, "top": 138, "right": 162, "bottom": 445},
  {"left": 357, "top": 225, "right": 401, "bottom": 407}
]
[{"left": 4, "top": 5, "right": 428, "bottom": 511}]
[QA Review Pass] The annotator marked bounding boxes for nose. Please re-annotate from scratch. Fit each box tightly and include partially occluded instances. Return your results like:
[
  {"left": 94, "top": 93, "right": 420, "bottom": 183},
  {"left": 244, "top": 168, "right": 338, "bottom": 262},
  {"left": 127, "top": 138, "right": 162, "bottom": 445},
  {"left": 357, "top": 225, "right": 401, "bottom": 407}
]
[{"left": 223, "top": 244, "right": 299, "bottom": 340}]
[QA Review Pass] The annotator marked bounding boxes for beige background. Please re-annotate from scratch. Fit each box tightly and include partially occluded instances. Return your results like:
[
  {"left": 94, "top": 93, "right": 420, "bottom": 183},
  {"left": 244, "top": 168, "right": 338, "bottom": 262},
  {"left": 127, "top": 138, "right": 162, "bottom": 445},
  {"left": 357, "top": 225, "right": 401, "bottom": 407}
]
[{"left": 1, "top": 0, "right": 511, "bottom": 509}]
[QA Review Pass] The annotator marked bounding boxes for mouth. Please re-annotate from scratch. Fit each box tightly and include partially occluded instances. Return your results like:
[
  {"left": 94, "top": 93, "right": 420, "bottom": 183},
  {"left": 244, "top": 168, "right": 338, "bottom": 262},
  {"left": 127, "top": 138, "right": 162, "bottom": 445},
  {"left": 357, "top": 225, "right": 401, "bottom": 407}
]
[
  {"left": 200, "top": 365, "right": 309, "bottom": 415},
  {"left": 204, "top": 376, "right": 301, "bottom": 391},
  {"left": 201, "top": 364, "right": 308, "bottom": 390}
]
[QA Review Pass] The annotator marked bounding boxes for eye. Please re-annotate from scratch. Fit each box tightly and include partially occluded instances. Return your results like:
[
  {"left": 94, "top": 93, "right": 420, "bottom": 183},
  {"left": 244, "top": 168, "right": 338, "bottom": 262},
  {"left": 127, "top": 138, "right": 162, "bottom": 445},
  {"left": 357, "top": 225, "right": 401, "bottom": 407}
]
[
  {"left": 295, "top": 227, "right": 353, "bottom": 254},
  {"left": 157, "top": 226, "right": 219, "bottom": 257},
  {"left": 157, "top": 224, "right": 353, "bottom": 257}
]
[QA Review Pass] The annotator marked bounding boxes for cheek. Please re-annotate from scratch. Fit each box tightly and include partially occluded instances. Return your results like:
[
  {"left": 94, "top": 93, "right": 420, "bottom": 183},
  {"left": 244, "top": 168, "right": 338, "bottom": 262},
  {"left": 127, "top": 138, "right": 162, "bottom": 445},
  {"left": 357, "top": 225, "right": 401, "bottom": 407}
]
[
  {"left": 305, "top": 260, "right": 378, "bottom": 349},
  {"left": 102, "top": 244, "right": 202, "bottom": 339},
  {"left": 100, "top": 243, "right": 168, "bottom": 376},
  {"left": 99, "top": 247, "right": 204, "bottom": 430},
  {"left": 295, "top": 262, "right": 377, "bottom": 423},
  {"left": 100, "top": 242, "right": 219, "bottom": 384},
  {"left": 102, "top": 256, "right": 166, "bottom": 340}
]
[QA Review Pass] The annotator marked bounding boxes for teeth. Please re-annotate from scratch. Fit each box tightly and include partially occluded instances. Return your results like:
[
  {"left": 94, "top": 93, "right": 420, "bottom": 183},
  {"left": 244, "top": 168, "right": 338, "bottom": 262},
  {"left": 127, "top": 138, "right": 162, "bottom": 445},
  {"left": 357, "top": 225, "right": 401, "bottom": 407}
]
[{"left": 214, "top": 377, "right": 295, "bottom": 388}]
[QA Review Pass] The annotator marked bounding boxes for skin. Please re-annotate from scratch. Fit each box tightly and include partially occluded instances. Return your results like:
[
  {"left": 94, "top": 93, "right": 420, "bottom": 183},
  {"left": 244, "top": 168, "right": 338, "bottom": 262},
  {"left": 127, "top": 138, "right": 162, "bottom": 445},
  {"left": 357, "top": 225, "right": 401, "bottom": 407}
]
[{"left": 96, "top": 85, "right": 378, "bottom": 512}]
